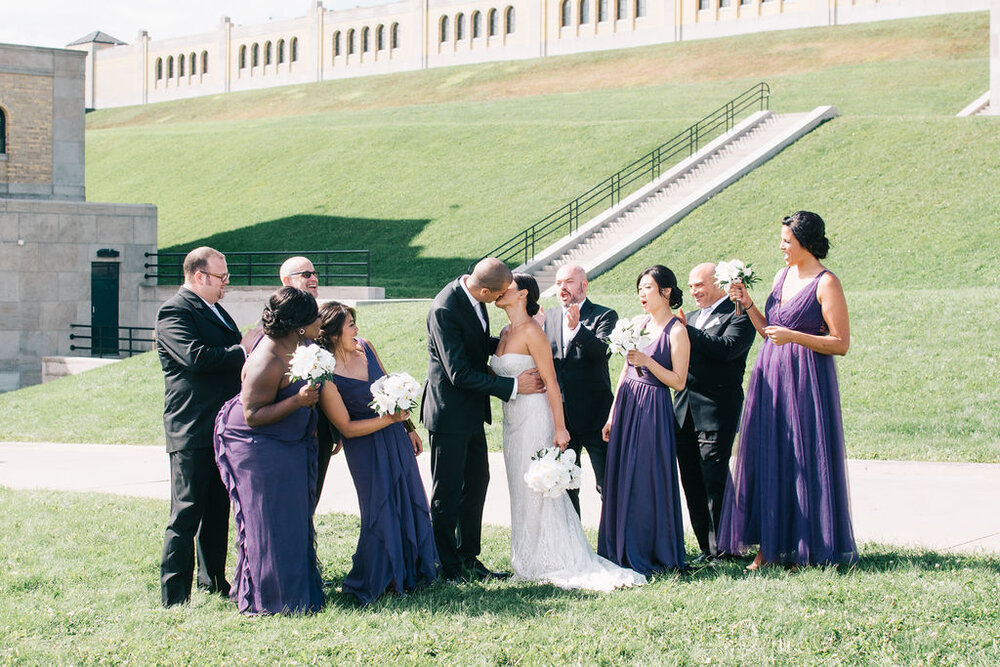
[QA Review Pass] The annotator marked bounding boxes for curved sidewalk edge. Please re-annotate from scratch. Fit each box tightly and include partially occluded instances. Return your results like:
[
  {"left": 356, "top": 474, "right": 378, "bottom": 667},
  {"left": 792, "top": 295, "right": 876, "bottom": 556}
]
[{"left": 1, "top": 441, "right": 997, "bottom": 555}]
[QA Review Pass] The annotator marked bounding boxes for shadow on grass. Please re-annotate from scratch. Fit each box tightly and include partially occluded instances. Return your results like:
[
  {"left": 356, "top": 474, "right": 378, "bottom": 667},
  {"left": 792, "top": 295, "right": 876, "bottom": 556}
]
[{"left": 160, "top": 214, "right": 479, "bottom": 298}]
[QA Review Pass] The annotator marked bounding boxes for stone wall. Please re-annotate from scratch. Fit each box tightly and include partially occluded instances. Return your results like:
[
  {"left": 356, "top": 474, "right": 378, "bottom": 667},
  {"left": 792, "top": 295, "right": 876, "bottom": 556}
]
[{"left": 0, "top": 198, "right": 157, "bottom": 391}]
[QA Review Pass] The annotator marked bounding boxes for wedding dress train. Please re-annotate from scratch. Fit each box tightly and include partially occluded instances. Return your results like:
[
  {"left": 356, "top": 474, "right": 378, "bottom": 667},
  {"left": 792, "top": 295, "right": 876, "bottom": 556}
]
[{"left": 491, "top": 353, "right": 646, "bottom": 592}]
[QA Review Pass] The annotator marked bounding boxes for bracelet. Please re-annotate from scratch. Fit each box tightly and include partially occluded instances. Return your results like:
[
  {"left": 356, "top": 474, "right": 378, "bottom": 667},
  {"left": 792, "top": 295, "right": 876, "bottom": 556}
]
[{"left": 403, "top": 419, "right": 416, "bottom": 433}]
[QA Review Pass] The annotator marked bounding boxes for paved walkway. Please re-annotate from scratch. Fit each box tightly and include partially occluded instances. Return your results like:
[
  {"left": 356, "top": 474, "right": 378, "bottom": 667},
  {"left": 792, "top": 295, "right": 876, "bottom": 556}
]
[{"left": 1, "top": 441, "right": 997, "bottom": 555}]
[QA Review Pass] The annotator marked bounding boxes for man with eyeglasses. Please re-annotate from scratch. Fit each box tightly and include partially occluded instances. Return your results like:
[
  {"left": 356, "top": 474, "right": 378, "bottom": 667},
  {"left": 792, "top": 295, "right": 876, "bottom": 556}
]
[{"left": 156, "top": 246, "right": 246, "bottom": 606}]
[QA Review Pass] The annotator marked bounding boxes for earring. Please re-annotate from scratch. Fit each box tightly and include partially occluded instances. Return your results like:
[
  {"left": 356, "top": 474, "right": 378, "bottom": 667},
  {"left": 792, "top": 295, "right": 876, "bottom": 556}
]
[{"left": 298, "top": 328, "right": 306, "bottom": 336}]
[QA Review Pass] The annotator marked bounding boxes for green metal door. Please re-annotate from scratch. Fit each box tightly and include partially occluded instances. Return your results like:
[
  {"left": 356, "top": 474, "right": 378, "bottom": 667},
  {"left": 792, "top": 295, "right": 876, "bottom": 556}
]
[{"left": 91, "top": 262, "right": 119, "bottom": 356}]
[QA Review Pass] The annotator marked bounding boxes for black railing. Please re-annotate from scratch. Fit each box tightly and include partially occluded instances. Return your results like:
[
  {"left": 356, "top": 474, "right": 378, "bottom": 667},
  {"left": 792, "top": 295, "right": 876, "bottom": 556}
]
[
  {"left": 145, "top": 249, "right": 371, "bottom": 286},
  {"left": 475, "top": 82, "right": 770, "bottom": 269},
  {"left": 69, "top": 324, "right": 155, "bottom": 358}
]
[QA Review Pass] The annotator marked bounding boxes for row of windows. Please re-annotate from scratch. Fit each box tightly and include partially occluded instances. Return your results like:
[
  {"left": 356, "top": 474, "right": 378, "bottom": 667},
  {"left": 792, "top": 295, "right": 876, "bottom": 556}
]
[
  {"left": 439, "top": 7, "right": 514, "bottom": 43},
  {"left": 332, "top": 23, "right": 400, "bottom": 57},
  {"left": 156, "top": 52, "right": 209, "bottom": 81},
  {"left": 698, "top": 0, "right": 774, "bottom": 8},
  {"left": 238, "top": 37, "right": 300, "bottom": 69},
  {"left": 560, "top": 0, "right": 645, "bottom": 26}
]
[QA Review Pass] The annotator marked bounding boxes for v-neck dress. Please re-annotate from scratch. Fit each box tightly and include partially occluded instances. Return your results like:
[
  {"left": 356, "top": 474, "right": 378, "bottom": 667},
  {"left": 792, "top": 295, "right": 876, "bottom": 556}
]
[
  {"left": 718, "top": 268, "right": 858, "bottom": 565},
  {"left": 330, "top": 339, "right": 439, "bottom": 604}
]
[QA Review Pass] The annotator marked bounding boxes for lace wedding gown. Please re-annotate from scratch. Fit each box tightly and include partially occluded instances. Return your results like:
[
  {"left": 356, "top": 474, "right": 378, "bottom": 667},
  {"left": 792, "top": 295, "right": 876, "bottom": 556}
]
[{"left": 491, "top": 353, "right": 646, "bottom": 592}]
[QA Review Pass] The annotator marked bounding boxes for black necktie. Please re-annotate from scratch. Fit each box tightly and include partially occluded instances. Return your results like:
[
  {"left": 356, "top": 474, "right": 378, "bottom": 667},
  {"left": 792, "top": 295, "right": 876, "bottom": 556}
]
[{"left": 478, "top": 302, "right": 488, "bottom": 332}]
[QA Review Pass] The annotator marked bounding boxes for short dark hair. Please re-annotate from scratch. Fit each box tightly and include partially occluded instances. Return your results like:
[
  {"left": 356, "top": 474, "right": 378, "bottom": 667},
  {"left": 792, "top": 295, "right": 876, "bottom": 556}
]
[
  {"left": 513, "top": 273, "right": 540, "bottom": 317},
  {"left": 316, "top": 301, "right": 357, "bottom": 351},
  {"left": 782, "top": 210, "right": 830, "bottom": 259},
  {"left": 261, "top": 287, "right": 318, "bottom": 338},
  {"left": 636, "top": 265, "right": 682, "bottom": 310},
  {"left": 182, "top": 246, "right": 224, "bottom": 280}
]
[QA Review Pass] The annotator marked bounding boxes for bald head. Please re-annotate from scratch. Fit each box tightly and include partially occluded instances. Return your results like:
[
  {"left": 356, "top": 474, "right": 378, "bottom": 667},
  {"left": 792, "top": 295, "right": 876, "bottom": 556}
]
[
  {"left": 280, "top": 256, "right": 319, "bottom": 298},
  {"left": 688, "top": 262, "right": 725, "bottom": 310},
  {"left": 554, "top": 264, "right": 588, "bottom": 306},
  {"left": 466, "top": 258, "right": 513, "bottom": 303}
]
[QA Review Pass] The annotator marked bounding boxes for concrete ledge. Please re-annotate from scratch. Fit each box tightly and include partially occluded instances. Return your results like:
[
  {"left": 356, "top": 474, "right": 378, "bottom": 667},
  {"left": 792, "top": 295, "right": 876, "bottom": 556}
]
[
  {"left": 957, "top": 91, "right": 991, "bottom": 117},
  {"left": 42, "top": 356, "right": 120, "bottom": 383}
]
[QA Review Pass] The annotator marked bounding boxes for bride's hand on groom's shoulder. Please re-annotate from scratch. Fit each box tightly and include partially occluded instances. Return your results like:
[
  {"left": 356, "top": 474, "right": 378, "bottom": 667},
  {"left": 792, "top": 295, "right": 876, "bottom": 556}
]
[{"left": 553, "top": 428, "right": 570, "bottom": 451}]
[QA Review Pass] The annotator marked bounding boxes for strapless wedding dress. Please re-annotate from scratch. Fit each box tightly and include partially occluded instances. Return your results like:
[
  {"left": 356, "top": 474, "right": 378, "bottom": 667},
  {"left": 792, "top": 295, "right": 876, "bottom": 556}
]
[{"left": 491, "top": 353, "right": 646, "bottom": 592}]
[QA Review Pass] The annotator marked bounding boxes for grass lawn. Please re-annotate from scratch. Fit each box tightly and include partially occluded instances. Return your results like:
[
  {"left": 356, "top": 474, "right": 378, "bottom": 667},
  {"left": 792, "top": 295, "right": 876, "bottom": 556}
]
[{"left": 1, "top": 489, "right": 998, "bottom": 663}]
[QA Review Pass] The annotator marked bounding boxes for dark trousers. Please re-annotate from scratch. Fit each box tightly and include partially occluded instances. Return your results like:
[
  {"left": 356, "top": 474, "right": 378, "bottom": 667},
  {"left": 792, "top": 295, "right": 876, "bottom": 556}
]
[
  {"left": 566, "top": 428, "right": 607, "bottom": 517},
  {"left": 316, "top": 432, "right": 335, "bottom": 502},
  {"left": 428, "top": 428, "right": 490, "bottom": 577},
  {"left": 675, "top": 414, "right": 736, "bottom": 557},
  {"left": 160, "top": 448, "right": 231, "bottom": 607}
]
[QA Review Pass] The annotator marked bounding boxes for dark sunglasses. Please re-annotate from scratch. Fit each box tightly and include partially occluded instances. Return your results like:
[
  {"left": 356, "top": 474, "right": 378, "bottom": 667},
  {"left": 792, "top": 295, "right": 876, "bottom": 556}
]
[{"left": 287, "top": 270, "right": 318, "bottom": 279}]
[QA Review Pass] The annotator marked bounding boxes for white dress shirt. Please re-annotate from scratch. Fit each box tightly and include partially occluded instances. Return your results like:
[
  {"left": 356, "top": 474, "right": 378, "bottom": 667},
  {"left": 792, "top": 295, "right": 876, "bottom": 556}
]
[{"left": 694, "top": 295, "right": 729, "bottom": 330}]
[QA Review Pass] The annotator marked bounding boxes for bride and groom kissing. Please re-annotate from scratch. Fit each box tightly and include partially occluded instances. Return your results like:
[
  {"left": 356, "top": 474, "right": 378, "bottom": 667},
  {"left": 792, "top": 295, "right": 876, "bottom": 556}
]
[{"left": 422, "top": 258, "right": 645, "bottom": 591}]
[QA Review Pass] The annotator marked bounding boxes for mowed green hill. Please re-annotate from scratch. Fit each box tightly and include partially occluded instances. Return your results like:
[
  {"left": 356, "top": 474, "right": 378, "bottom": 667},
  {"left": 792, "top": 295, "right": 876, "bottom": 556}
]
[{"left": 1, "top": 12, "right": 996, "bottom": 462}]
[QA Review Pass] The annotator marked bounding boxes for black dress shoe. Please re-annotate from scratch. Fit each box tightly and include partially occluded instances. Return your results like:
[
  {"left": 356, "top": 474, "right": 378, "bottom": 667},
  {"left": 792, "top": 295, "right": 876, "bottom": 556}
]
[{"left": 467, "top": 560, "right": 511, "bottom": 581}]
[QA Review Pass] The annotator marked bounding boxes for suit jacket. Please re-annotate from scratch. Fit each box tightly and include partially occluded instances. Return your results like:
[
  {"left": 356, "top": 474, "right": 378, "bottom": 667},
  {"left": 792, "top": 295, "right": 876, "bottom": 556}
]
[
  {"left": 673, "top": 298, "right": 756, "bottom": 434},
  {"left": 543, "top": 299, "right": 618, "bottom": 435},
  {"left": 156, "top": 288, "right": 245, "bottom": 453},
  {"left": 421, "top": 277, "right": 516, "bottom": 435}
]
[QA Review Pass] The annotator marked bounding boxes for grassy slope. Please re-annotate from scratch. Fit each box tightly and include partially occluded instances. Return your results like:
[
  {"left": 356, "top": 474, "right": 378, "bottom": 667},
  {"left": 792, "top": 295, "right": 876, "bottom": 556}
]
[{"left": 2, "top": 490, "right": 999, "bottom": 663}]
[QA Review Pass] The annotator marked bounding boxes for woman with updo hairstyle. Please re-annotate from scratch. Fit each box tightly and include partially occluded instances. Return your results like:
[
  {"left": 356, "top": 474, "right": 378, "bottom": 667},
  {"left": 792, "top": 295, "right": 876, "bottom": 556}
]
[
  {"left": 316, "top": 301, "right": 438, "bottom": 605},
  {"left": 720, "top": 211, "right": 857, "bottom": 569},
  {"left": 597, "top": 265, "right": 690, "bottom": 575},
  {"left": 213, "top": 286, "right": 325, "bottom": 614}
]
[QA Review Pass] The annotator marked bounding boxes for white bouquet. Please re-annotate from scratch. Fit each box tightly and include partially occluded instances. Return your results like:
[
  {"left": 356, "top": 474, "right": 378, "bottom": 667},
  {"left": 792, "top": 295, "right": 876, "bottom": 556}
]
[
  {"left": 714, "top": 259, "right": 761, "bottom": 315},
  {"left": 369, "top": 371, "right": 421, "bottom": 417},
  {"left": 607, "top": 316, "right": 650, "bottom": 375},
  {"left": 523, "top": 447, "right": 582, "bottom": 498},
  {"left": 287, "top": 343, "right": 337, "bottom": 386}
]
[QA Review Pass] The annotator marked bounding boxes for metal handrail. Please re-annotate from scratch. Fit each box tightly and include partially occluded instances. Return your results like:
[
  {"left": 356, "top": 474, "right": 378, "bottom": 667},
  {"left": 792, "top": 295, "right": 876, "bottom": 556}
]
[
  {"left": 474, "top": 82, "right": 770, "bottom": 269},
  {"left": 145, "top": 249, "right": 371, "bottom": 286},
  {"left": 69, "top": 324, "right": 155, "bottom": 358}
]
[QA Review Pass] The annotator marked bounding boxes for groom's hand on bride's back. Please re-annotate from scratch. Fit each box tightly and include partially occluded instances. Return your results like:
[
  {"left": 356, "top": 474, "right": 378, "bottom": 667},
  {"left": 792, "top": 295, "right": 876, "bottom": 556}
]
[{"left": 516, "top": 369, "right": 545, "bottom": 395}]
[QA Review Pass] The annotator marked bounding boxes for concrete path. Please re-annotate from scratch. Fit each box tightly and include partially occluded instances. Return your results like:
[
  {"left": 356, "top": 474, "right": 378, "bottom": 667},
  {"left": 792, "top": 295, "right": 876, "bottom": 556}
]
[{"left": 1, "top": 441, "right": 997, "bottom": 555}]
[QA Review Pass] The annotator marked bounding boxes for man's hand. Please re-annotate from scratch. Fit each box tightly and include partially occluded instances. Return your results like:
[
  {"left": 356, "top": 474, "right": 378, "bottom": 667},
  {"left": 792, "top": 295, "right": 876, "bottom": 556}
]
[
  {"left": 516, "top": 369, "right": 545, "bottom": 395},
  {"left": 676, "top": 308, "right": 687, "bottom": 326},
  {"left": 565, "top": 303, "right": 581, "bottom": 330}
]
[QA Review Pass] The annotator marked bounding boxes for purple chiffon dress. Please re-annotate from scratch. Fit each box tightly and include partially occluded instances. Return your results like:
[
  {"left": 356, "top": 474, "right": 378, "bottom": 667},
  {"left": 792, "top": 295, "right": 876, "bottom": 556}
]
[
  {"left": 331, "top": 340, "right": 439, "bottom": 605},
  {"left": 214, "top": 380, "right": 325, "bottom": 614},
  {"left": 718, "top": 268, "right": 858, "bottom": 565},
  {"left": 598, "top": 318, "right": 686, "bottom": 574}
]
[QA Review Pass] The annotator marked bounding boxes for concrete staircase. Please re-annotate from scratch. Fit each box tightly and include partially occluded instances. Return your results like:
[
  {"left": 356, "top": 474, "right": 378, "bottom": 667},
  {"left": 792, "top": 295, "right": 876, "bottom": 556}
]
[
  {"left": 518, "top": 106, "right": 839, "bottom": 295},
  {"left": 957, "top": 91, "right": 991, "bottom": 117}
]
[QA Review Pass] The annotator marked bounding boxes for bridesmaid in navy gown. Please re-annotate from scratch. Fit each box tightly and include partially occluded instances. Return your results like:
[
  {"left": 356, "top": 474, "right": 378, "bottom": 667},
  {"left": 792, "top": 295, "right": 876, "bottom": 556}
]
[
  {"left": 214, "top": 287, "right": 325, "bottom": 614},
  {"left": 720, "top": 211, "right": 858, "bottom": 569},
  {"left": 317, "top": 302, "right": 439, "bottom": 605},
  {"left": 598, "top": 265, "right": 690, "bottom": 575}
]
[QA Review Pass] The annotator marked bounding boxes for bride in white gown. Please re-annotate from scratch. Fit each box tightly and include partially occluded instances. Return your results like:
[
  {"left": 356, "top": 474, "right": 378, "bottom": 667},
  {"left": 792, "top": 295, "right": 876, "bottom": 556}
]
[{"left": 491, "top": 273, "right": 646, "bottom": 592}]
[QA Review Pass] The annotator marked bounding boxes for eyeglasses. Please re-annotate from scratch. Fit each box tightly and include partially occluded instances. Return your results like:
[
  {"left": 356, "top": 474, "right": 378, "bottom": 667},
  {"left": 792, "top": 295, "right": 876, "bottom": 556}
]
[
  {"left": 287, "top": 270, "right": 318, "bottom": 279},
  {"left": 200, "top": 270, "right": 230, "bottom": 282}
]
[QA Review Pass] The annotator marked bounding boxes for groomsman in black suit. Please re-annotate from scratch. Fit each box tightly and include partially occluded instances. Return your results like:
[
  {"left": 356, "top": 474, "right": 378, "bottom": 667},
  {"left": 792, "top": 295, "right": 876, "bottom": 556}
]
[
  {"left": 156, "top": 247, "right": 245, "bottom": 606},
  {"left": 421, "top": 258, "right": 544, "bottom": 582},
  {"left": 674, "top": 262, "right": 756, "bottom": 563},
  {"left": 542, "top": 264, "right": 618, "bottom": 516}
]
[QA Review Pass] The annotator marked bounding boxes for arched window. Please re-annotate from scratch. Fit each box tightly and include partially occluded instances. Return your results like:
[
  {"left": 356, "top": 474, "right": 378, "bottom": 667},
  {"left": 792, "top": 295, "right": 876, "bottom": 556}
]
[
  {"left": 178, "top": 54, "right": 185, "bottom": 77},
  {"left": 560, "top": 1, "right": 571, "bottom": 26},
  {"left": 698, "top": 0, "right": 711, "bottom": 7},
  {"left": 391, "top": 22, "right": 400, "bottom": 48},
  {"left": 505, "top": 6, "right": 515, "bottom": 34},
  {"left": 347, "top": 29, "right": 355, "bottom": 54},
  {"left": 291, "top": 37, "right": 299, "bottom": 61},
  {"left": 472, "top": 11, "right": 482, "bottom": 37},
  {"left": 278, "top": 39, "right": 285, "bottom": 64},
  {"left": 252, "top": 43, "right": 259, "bottom": 67},
  {"left": 333, "top": 31, "right": 341, "bottom": 57},
  {"left": 488, "top": 8, "right": 498, "bottom": 36},
  {"left": 376, "top": 25, "right": 384, "bottom": 50},
  {"left": 362, "top": 27, "right": 370, "bottom": 52},
  {"left": 239, "top": 45, "right": 247, "bottom": 69},
  {"left": 264, "top": 41, "right": 272, "bottom": 65},
  {"left": 155, "top": 57, "right": 163, "bottom": 80},
  {"left": 616, "top": 0, "right": 626, "bottom": 20},
  {"left": 202, "top": 51, "right": 209, "bottom": 73},
  {"left": 439, "top": 15, "right": 449, "bottom": 43},
  {"left": 190, "top": 52, "right": 197, "bottom": 75},
  {"left": 456, "top": 13, "right": 465, "bottom": 40},
  {"left": 167, "top": 56, "right": 174, "bottom": 78},
  {"left": 0, "top": 107, "right": 5, "bottom": 154},
  {"left": 579, "top": 0, "right": 589, "bottom": 24},
  {"left": 598, "top": 0, "right": 608, "bottom": 21},
  {"left": 634, "top": 0, "right": 646, "bottom": 17}
]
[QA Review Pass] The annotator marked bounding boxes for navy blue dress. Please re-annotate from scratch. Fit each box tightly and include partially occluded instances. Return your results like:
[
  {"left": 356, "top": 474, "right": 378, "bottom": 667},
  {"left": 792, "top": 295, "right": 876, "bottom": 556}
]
[{"left": 330, "top": 340, "right": 439, "bottom": 604}]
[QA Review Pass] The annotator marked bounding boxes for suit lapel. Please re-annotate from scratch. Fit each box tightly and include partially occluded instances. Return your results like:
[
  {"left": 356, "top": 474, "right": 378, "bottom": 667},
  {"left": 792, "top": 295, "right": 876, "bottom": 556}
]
[{"left": 181, "top": 288, "right": 235, "bottom": 334}]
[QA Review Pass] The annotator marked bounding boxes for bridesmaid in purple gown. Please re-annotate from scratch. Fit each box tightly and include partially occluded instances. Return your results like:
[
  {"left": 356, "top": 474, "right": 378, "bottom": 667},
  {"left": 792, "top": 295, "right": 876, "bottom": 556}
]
[
  {"left": 214, "top": 287, "right": 325, "bottom": 614},
  {"left": 598, "top": 265, "right": 690, "bottom": 575},
  {"left": 720, "top": 211, "right": 858, "bottom": 569},
  {"left": 317, "top": 303, "right": 439, "bottom": 605}
]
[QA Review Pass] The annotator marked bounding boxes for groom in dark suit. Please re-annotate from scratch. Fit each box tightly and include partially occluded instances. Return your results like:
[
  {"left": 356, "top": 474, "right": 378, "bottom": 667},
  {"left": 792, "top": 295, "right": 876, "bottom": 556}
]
[
  {"left": 542, "top": 264, "right": 617, "bottom": 516},
  {"left": 422, "top": 258, "right": 544, "bottom": 581},
  {"left": 674, "top": 262, "right": 756, "bottom": 563},
  {"left": 156, "top": 246, "right": 245, "bottom": 606}
]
